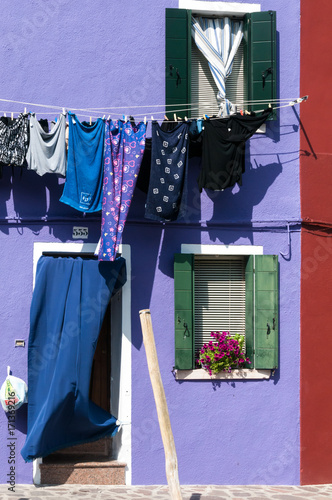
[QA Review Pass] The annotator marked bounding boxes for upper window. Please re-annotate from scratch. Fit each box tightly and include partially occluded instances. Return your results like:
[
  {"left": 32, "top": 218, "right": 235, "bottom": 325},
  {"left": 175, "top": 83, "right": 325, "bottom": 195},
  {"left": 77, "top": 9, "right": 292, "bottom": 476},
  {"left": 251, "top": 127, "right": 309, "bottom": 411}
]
[
  {"left": 165, "top": 7, "right": 277, "bottom": 119},
  {"left": 174, "top": 248, "right": 279, "bottom": 372}
]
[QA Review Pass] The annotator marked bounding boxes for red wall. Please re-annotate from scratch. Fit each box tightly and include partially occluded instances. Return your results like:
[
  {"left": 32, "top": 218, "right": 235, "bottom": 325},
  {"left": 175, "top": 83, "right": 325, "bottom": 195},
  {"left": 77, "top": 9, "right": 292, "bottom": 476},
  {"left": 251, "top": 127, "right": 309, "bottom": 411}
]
[{"left": 300, "top": 0, "right": 332, "bottom": 485}]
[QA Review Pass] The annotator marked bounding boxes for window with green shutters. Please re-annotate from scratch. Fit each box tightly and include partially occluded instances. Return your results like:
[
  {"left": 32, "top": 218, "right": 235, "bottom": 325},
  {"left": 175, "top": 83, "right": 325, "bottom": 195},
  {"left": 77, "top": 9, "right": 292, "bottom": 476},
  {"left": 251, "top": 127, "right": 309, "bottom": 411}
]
[
  {"left": 174, "top": 253, "right": 279, "bottom": 371},
  {"left": 165, "top": 8, "right": 277, "bottom": 120}
]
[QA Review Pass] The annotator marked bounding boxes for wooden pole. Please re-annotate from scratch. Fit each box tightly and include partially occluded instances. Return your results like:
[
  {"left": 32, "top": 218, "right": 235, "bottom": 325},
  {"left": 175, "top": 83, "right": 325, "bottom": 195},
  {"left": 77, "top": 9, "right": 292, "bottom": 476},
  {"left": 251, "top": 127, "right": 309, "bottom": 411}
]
[{"left": 139, "top": 309, "right": 183, "bottom": 500}]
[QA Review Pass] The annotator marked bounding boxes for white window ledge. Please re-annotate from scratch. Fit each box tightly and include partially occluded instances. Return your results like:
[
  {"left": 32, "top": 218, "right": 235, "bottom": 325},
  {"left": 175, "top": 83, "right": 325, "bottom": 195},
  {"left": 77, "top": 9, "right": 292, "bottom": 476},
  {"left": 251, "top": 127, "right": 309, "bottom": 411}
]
[{"left": 175, "top": 368, "right": 271, "bottom": 380}]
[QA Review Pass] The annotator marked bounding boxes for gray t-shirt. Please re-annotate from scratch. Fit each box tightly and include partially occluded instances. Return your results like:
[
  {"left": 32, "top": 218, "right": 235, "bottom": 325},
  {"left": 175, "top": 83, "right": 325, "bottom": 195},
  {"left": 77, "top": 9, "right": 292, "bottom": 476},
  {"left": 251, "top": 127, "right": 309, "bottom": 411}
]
[{"left": 26, "top": 113, "right": 67, "bottom": 176}]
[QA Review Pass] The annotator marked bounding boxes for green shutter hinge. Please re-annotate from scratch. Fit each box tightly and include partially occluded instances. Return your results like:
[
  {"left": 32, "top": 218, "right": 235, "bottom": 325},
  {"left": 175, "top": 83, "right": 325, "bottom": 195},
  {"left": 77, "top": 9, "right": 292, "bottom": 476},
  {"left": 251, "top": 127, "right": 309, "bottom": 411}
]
[
  {"left": 262, "top": 67, "right": 273, "bottom": 88},
  {"left": 183, "top": 322, "right": 190, "bottom": 338}
]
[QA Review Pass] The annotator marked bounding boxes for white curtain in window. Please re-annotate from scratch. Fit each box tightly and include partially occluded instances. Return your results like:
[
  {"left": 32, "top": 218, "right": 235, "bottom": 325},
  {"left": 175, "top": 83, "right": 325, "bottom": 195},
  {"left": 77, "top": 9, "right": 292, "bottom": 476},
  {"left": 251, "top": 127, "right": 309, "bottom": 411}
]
[{"left": 191, "top": 16, "right": 243, "bottom": 115}]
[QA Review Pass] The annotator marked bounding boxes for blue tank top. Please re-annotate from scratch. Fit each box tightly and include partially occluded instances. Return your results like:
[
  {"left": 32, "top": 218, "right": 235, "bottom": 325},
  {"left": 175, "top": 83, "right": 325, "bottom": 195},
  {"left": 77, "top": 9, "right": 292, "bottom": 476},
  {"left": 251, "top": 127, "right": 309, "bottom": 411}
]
[{"left": 60, "top": 113, "right": 105, "bottom": 212}]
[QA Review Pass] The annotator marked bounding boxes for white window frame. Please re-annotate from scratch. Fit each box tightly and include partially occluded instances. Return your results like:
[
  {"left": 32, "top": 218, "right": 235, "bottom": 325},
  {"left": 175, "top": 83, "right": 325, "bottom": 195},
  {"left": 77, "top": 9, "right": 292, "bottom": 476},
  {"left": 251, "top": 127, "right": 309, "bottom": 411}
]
[
  {"left": 178, "top": 0, "right": 261, "bottom": 16},
  {"left": 175, "top": 244, "right": 271, "bottom": 380},
  {"left": 32, "top": 242, "right": 132, "bottom": 485}
]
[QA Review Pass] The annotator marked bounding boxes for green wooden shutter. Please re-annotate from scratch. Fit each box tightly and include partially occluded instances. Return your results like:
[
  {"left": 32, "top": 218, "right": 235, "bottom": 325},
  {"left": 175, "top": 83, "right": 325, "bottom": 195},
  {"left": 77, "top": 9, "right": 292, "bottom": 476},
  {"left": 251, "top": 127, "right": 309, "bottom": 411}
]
[
  {"left": 174, "top": 253, "right": 194, "bottom": 369},
  {"left": 165, "top": 8, "right": 191, "bottom": 119},
  {"left": 243, "top": 11, "right": 277, "bottom": 120},
  {"left": 246, "top": 255, "right": 279, "bottom": 369}
]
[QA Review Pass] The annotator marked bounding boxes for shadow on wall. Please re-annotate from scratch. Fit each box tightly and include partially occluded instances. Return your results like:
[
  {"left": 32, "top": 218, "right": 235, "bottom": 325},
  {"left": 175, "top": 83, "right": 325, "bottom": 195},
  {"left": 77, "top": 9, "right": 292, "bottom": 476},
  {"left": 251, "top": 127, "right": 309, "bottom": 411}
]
[
  {"left": 206, "top": 159, "right": 283, "bottom": 245},
  {"left": 0, "top": 167, "right": 100, "bottom": 239},
  {"left": 6, "top": 402, "right": 27, "bottom": 434},
  {"left": 129, "top": 224, "right": 165, "bottom": 351},
  {"left": 0, "top": 166, "right": 13, "bottom": 235}
]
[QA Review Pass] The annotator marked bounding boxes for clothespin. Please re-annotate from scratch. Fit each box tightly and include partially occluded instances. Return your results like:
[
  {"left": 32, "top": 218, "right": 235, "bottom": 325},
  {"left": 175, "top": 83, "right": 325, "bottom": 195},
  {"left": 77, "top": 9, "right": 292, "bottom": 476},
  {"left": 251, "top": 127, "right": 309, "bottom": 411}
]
[
  {"left": 4, "top": 112, "right": 6, "bottom": 117},
  {"left": 107, "top": 115, "right": 111, "bottom": 120},
  {"left": 177, "top": 116, "right": 182, "bottom": 121},
  {"left": 144, "top": 116, "right": 147, "bottom": 125},
  {"left": 151, "top": 115, "right": 154, "bottom": 121},
  {"left": 125, "top": 115, "right": 127, "bottom": 122},
  {"left": 245, "top": 110, "right": 250, "bottom": 115},
  {"left": 89, "top": 116, "right": 92, "bottom": 125},
  {"left": 102, "top": 115, "right": 105, "bottom": 120},
  {"left": 240, "top": 110, "right": 244, "bottom": 116},
  {"left": 62, "top": 107, "right": 66, "bottom": 115},
  {"left": 173, "top": 113, "right": 177, "bottom": 122},
  {"left": 11, "top": 112, "right": 14, "bottom": 120},
  {"left": 24, "top": 107, "right": 27, "bottom": 114},
  {"left": 268, "top": 103, "right": 272, "bottom": 108},
  {"left": 184, "top": 116, "right": 188, "bottom": 121},
  {"left": 164, "top": 115, "right": 169, "bottom": 120}
]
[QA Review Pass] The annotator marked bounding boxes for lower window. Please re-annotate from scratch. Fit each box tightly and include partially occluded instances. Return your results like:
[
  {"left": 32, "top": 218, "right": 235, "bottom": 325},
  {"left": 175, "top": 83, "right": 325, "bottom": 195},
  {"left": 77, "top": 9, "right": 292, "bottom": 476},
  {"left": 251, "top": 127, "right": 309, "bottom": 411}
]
[{"left": 174, "top": 251, "right": 279, "bottom": 372}]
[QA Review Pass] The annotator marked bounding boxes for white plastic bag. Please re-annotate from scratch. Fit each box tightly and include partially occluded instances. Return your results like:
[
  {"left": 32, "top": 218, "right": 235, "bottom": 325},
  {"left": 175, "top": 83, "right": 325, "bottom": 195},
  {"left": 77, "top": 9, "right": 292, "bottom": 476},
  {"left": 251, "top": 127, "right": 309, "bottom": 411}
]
[{"left": 0, "top": 366, "right": 28, "bottom": 412}]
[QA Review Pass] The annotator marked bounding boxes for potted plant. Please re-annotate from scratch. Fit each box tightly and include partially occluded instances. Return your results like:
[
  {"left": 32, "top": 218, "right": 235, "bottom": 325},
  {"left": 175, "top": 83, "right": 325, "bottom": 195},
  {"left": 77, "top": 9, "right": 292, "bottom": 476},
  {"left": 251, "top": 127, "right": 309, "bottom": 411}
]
[{"left": 196, "top": 331, "right": 251, "bottom": 376}]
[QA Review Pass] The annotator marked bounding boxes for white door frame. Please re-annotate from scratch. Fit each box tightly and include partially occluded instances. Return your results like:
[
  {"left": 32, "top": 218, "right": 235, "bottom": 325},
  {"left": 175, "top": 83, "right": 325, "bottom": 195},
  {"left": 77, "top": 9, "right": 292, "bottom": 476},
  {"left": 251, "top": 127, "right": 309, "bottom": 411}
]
[{"left": 32, "top": 242, "right": 132, "bottom": 485}]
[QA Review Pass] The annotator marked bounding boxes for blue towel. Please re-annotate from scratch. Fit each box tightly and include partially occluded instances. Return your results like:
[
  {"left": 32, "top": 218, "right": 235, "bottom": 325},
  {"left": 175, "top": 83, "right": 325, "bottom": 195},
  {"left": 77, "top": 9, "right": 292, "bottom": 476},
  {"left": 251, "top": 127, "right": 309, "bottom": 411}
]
[
  {"left": 21, "top": 256, "right": 126, "bottom": 462},
  {"left": 60, "top": 113, "right": 105, "bottom": 212}
]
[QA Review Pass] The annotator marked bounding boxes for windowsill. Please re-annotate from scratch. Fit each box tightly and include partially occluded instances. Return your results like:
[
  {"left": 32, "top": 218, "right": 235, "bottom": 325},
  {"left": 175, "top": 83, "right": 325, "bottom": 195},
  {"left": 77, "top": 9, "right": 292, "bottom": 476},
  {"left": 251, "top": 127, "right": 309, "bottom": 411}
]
[{"left": 175, "top": 368, "right": 271, "bottom": 380}]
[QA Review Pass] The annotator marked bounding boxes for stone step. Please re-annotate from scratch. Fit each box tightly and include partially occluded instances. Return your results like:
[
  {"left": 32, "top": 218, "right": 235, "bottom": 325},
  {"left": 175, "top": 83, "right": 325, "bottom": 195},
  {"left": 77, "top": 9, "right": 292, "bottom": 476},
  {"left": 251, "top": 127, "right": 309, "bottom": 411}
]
[
  {"left": 52, "top": 437, "right": 111, "bottom": 456},
  {"left": 40, "top": 455, "right": 126, "bottom": 485}
]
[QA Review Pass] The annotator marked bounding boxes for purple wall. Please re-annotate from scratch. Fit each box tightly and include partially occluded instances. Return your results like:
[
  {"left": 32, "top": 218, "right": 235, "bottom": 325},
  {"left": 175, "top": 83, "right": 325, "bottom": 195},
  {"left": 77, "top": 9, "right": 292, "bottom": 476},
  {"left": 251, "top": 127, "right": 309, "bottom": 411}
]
[{"left": 0, "top": 0, "right": 300, "bottom": 485}]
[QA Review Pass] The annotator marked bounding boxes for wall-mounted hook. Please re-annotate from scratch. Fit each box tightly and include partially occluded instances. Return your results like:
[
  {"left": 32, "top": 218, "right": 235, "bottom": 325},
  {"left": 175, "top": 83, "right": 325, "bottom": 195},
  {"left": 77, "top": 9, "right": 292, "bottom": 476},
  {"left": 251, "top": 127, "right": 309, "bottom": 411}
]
[
  {"left": 176, "top": 69, "right": 181, "bottom": 87},
  {"left": 262, "top": 67, "right": 273, "bottom": 88}
]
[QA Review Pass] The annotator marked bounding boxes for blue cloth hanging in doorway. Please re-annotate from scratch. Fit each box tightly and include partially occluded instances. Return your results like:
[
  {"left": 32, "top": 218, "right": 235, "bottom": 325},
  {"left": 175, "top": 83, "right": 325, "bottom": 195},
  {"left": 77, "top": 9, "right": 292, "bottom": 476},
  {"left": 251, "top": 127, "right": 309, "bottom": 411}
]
[{"left": 21, "top": 255, "right": 127, "bottom": 462}]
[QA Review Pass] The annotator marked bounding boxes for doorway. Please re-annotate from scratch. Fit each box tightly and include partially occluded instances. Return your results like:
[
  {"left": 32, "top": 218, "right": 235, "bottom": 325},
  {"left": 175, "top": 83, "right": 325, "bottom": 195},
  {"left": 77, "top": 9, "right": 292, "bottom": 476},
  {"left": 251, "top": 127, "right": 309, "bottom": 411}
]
[{"left": 32, "top": 242, "right": 132, "bottom": 485}]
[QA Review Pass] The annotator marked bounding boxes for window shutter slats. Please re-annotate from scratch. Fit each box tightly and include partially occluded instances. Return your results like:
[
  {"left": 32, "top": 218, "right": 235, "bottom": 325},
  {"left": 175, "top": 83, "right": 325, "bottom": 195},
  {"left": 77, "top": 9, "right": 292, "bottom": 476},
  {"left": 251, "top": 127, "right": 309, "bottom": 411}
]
[
  {"left": 245, "top": 256, "right": 254, "bottom": 366},
  {"left": 243, "top": 11, "right": 277, "bottom": 120},
  {"left": 174, "top": 253, "right": 194, "bottom": 369},
  {"left": 194, "top": 257, "right": 246, "bottom": 353},
  {"left": 165, "top": 9, "right": 192, "bottom": 119}
]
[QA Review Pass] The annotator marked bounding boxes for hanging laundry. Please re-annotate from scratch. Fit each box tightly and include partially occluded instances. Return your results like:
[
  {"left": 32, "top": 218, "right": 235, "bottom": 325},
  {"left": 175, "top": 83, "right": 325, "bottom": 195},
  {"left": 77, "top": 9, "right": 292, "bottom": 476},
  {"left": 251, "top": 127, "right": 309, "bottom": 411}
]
[
  {"left": 99, "top": 119, "right": 146, "bottom": 261},
  {"left": 136, "top": 119, "right": 180, "bottom": 194},
  {"left": 60, "top": 113, "right": 105, "bottom": 212},
  {"left": 26, "top": 113, "right": 67, "bottom": 176},
  {"left": 145, "top": 120, "right": 189, "bottom": 222},
  {"left": 0, "top": 113, "right": 29, "bottom": 167},
  {"left": 136, "top": 137, "right": 152, "bottom": 194},
  {"left": 21, "top": 255, "right": 127, "bottom": 462},
  {"left": 198, "top": 109, "right": 272, "bottom": 192},
  {"left": 38, "top": 118, "right": 49, "bottom": 133},
  {"left": 188, "top": 118, "right": 203, "bottom": 158}
]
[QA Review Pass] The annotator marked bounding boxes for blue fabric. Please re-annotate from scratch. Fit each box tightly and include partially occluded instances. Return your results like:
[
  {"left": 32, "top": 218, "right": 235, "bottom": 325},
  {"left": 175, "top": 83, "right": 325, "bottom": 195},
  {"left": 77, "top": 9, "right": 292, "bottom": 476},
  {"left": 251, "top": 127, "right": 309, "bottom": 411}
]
[
  {"left": 60, "top": 113, "right": 105, "bottom": 212},
  {"left": 145, "top": 121, "right": 189, "bottom": 222},
  {"left": 21, "top": 256, "right": 127, "bottom": 462}
]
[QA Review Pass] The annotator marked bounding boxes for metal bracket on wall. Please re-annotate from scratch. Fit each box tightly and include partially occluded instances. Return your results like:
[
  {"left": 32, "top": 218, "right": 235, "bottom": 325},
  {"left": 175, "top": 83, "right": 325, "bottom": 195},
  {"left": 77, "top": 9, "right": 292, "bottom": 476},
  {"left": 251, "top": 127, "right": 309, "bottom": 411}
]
[
  {"left": 280, "top": 223, "right": 291, "bottom": 259},
  {"left": 15, "top": 340, "right": 25, "bottom": 347}
]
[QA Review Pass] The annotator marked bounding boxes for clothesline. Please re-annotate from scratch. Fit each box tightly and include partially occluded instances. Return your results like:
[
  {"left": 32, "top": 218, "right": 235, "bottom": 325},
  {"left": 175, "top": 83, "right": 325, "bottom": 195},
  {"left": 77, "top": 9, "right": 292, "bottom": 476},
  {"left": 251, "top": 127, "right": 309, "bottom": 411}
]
[
  {"left": 0, "top": 105, "right": 283, "bottom": 262},
  {"left": 0, "top": 96, "right": 308, "bottom": 121}
]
